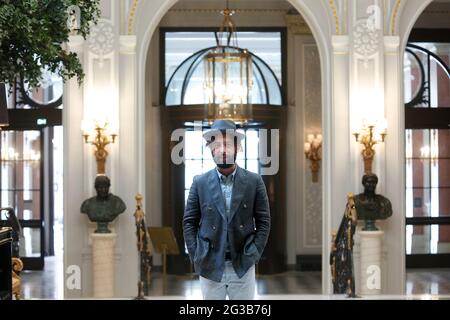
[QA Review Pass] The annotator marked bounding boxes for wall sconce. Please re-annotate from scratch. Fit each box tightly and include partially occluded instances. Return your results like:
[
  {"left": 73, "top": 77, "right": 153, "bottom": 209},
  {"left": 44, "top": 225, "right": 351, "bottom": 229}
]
[
  {"left": 353, "top": 119, "right": 387, "bottom": 174},
  {"left": 82, "top": 120, "right": 118, "bottom": 175},
  {"left": 304, "top": 133, "right": 322, "bottom": 182}
]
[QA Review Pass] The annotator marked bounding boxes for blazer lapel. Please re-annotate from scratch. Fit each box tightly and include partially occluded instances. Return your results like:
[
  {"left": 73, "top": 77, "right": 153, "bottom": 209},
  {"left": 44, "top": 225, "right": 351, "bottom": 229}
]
[
  {"left": 207, "top": 170, "right": 226, "bottom": 220},
  {"left": 229, "top": 166, "right": 248, "bottom": 221}
]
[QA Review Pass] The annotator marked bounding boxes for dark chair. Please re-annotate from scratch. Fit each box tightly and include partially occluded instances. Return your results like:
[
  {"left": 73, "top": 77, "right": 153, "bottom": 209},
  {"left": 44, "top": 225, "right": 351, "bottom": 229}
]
[{"left": 0, "top": 208, "right": 23, "bottom": 299}]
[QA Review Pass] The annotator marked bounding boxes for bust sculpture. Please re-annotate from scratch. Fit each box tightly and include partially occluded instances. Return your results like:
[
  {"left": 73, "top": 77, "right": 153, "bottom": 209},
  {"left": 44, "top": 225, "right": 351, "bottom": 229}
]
[
  {"left": 80, "top": 175, "right": 126, "bottom": 233},
  {"left": 354, "top": 173, "right": 393, "bottom": 231}
]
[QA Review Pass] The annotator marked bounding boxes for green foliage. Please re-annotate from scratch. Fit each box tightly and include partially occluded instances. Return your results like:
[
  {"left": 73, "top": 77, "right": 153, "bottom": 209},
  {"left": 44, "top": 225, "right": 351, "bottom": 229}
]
[{"left": 0, "top": 0, "right": 100, "bottom": 88}]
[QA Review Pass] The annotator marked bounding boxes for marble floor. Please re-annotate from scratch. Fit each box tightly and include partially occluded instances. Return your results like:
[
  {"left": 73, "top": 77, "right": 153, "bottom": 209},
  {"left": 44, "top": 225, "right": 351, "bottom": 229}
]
[{"left": 19, "top": 256, "right": 450, "bottom": 299}]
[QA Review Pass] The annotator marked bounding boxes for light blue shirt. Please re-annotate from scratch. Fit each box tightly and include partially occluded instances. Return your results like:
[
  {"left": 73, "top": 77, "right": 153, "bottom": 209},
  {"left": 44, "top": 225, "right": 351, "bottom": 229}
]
[
  {"left": 216, "top": 166, "right": 237, "bottom": 218},
  {"left": 216, "top": 166, "right": 237, "bottom": 254}
]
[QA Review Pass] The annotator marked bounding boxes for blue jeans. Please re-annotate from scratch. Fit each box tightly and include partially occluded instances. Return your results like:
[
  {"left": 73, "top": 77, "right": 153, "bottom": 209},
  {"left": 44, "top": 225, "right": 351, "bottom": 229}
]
[{"left": 199, "top": 261, "right": 255, "bottom": 300}]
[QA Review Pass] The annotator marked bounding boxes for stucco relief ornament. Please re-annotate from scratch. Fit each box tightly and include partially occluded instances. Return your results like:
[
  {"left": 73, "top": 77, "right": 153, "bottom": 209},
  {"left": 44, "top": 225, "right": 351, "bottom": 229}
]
[
  {"left": 353, "top": 20, "right": 379, "bottom": 68},
  {"left": 87, "top": 19, "right": 116, "bottom": 68}
]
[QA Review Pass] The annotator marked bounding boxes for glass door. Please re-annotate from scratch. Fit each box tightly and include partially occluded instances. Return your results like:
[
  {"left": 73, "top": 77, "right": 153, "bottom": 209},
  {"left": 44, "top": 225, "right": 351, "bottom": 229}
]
[
  {"left": 0, "top": 130, "right": 44, "bottom": 270},
  {"left": 405, "top": 129, "right": 450, "bottom": 267},
  {"left": 404, "top": 42, "right": 450, "bottom": 267}
]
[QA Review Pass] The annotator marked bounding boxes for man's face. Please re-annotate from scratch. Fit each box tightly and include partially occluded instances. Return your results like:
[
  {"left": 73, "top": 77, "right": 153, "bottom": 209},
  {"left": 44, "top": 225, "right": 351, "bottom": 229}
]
[
  {"left": 363, "top": 176, "right": 377, "bottom": 193},
  {"left": 95, "top": 181, "right": 110, "bottom": 199},
  {"left": 209, "top": 134, "right": 238, "bottom": 169}
]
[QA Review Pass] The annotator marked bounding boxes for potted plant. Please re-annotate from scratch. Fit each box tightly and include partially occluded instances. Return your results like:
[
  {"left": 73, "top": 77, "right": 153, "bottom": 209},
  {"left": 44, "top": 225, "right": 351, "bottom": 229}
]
[{"left": 0, "top": 0, "right": 101, "bottom": 91}]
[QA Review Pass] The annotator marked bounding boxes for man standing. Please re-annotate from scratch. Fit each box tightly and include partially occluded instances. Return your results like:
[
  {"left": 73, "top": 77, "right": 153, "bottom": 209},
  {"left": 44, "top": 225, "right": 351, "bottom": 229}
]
[{"left": 183, "top": 120, "right": 271, "bottom": 300}]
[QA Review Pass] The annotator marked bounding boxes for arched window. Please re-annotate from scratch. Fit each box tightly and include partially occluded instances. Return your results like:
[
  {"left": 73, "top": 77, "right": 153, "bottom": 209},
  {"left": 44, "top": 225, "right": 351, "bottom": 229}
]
[
  {"left": 163, "top": 30, "right": 285, "bottom": 107},
  {"left": 165, "top": 46, "right": 282, "bottom": 107}
]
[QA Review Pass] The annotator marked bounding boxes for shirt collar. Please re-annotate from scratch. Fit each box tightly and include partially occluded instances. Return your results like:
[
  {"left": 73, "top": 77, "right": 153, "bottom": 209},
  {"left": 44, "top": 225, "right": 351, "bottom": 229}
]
[{"left": 216, "top": 165, "right": 238, "bottom": 182}]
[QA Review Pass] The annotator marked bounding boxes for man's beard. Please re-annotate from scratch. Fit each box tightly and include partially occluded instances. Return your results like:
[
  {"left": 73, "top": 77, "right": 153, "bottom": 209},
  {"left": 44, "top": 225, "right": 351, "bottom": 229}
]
[
  {"left": 216, "top": 163, "right": 234, "bottom": 169},
  {"left": 213, "top": 153, "right": 236, "bottom": 169}
]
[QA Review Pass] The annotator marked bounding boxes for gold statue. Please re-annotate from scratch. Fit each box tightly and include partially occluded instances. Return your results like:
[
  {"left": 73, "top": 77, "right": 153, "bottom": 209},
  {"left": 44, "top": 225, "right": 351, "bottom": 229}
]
[
  {"left": 1, "top": 208, "right": 23, "bottom": 300},
  {"left": 330, "top": 193, "right": 358, "bottom": 298},
  {"left": 12, "top": 257, "right": 23, "bottom": 300},
  {"left": 133, "top": 193, "right": 152, "bottom": 299}
]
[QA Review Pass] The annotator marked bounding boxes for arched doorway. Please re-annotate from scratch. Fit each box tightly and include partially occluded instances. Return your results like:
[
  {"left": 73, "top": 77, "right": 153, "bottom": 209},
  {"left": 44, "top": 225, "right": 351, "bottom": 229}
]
[
  {"left": 160, "top": 25, "right": 287, "bottom": 275},
  {"left": 136, "top": 0, "right": 331, "bottom": 293}
]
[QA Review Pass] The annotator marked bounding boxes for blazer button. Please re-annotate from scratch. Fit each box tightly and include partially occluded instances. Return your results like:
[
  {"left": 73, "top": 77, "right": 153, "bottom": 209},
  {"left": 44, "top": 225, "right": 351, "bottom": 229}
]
[
  {"left": 240, "top": 224, "right": 244, "bottom": 229},
  {"left": 210, "top": 244, "right": 214, "bottom": 249},
  {"left": 212, "top": 226, "right": 216, "bottom": 230},
  {"left": 243, "top": 204, "right": 247, "bottom": 209}
]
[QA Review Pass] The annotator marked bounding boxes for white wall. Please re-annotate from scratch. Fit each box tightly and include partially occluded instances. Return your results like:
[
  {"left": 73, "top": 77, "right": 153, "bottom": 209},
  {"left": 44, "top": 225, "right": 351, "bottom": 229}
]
[
  {"left": 64, "top": 0, "right": 139, "bottom": 298},
  {"left": 288, "top": 32, "right": 323, "bottom": 261}
]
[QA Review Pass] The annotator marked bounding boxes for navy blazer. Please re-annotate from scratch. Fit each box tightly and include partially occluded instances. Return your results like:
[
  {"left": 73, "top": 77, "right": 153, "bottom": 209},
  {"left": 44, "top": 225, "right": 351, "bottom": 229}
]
[{"left": 183, "top": 166, "right": 271, "bottom": 282}]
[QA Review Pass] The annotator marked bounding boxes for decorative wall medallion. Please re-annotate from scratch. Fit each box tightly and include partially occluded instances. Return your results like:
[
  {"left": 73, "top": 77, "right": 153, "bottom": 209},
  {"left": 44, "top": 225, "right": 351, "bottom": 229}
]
[
  {"left": 87, "top": 19, "right": 116, "bottom": 65},
  {"left": 353, "top": 19, "right": 379, "bottom": 67}
]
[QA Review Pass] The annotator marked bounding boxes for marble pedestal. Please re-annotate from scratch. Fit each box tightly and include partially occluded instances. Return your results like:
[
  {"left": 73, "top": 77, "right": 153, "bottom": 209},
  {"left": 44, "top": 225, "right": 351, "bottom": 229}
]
[
  {"left": 359, "top": 230, "right": 383, "bottom": 295},
  {"left": 90, "top": 233, "right": 116, "bottom": 298}
]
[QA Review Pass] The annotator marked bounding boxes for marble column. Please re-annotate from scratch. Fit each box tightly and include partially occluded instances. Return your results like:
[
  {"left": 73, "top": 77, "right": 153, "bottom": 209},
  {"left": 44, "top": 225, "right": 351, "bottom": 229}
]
[
  {"left": 91, "top": 233, "right": 117, "bottom": 298},
  {"left": 359, "top": 230, "right": 383, "bottom": 295}
]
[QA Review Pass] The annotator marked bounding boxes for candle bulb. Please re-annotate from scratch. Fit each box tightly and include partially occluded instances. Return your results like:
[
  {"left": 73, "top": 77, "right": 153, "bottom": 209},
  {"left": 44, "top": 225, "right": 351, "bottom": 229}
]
[
  {"left": 316, "top": 134, "right": 323, "bottom": 143},
  {"left": 379, "top": 118, "right": 387, "bottom": 131},
  {"left": 304, "top": 142, "right": 311, "bottom": 153},
  {"left": 109, "top": 120, "right": 119, "bottom": 136},
  {"left": 81, "top": 119, "right": 87, "bottom": 133}
]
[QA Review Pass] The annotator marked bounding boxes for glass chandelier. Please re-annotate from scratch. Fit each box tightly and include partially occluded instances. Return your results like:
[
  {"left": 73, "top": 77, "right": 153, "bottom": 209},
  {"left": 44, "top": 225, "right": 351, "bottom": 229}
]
[{"left": 203, "top": 2, "right": 253, "bottom": 124}]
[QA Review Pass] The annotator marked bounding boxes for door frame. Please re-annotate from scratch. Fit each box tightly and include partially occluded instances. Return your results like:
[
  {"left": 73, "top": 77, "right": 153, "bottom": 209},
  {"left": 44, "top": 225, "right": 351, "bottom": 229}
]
[{"left": 0, "top": 108, "right": 61, "bottom": 270}]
